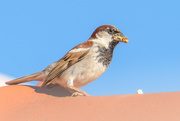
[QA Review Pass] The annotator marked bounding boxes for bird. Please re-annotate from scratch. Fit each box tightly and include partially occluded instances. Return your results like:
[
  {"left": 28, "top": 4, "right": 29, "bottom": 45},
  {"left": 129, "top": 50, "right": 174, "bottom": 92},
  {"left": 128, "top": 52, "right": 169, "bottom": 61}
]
[{"left": 6, "top": 25, "right": 129, "bottom": 96}]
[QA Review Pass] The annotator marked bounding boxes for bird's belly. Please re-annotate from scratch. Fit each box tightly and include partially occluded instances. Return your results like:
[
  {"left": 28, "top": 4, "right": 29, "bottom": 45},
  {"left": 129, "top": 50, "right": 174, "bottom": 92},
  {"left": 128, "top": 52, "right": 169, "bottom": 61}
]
[
  {"left": 73, "top": 62, "right": 106, "bottom": 87},
  {"left": 73, "top": 61, "right": 107, "bottom": 87},
  {"left": 59, "top": 56, "right": 107, "bottom": 88}
]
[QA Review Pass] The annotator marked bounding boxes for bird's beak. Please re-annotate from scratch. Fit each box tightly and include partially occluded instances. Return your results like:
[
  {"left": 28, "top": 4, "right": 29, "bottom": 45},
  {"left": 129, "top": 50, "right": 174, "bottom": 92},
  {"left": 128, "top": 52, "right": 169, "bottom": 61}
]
[{"left": 113, "top": 33, "right": 129, "bottom": 43}]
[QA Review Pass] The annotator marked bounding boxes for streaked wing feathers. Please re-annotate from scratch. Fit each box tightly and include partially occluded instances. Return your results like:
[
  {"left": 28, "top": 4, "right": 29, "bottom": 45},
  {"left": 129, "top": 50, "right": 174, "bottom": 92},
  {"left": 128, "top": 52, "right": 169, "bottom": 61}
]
[{"left": 41, "top": 41, "right": 93, "bottom": 87}]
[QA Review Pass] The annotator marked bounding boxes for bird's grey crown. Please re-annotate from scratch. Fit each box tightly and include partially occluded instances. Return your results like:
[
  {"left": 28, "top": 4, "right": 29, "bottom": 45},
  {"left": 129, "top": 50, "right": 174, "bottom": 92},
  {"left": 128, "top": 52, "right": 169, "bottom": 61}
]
[{"left": 91, "top": 25, "right": 118, "bottom": 39}]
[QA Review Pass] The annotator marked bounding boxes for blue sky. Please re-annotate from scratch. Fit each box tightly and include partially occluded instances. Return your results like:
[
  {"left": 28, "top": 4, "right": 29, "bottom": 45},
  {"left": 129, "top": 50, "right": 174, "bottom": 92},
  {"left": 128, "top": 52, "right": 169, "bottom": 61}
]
[{"left": 0, "top": 0, "right": 180, "bottom": 95}]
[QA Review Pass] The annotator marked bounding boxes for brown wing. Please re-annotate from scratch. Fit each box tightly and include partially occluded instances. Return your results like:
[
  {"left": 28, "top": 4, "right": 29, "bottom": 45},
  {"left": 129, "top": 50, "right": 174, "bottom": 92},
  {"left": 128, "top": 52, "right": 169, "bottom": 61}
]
[{"left": 41, "top": 41, "right": 93, "bottom": 87}]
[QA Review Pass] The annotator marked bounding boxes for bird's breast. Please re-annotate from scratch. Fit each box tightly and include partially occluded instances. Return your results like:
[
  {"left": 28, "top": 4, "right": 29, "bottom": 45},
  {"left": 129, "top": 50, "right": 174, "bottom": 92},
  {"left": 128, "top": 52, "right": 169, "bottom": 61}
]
[
  {"left": 59, "top": 47, "right": 110, "bottom": 87},
  {"left": 55, "top": 45, "right": 114, "bottom": 88}
]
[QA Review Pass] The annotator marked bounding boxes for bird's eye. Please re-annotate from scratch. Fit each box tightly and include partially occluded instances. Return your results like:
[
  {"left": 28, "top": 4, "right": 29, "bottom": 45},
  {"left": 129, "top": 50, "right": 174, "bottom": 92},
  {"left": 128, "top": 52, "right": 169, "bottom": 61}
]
[{"left": 108, "top": 28, "right": 113, "bottom": 34}]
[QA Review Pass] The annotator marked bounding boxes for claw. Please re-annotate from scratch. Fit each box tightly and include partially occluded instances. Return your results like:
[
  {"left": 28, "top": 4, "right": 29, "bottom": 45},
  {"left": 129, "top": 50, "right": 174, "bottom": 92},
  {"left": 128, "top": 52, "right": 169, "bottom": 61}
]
[{"left": 71, "top": 92, "right": 90, "bottom": 97}]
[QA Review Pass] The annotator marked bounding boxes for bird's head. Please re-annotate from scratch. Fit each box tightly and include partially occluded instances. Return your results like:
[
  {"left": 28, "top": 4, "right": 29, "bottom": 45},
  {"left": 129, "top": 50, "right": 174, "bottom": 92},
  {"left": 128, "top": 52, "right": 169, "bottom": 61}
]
[{"left": 90, "top": 25, "right": 129, "bottom": 48}]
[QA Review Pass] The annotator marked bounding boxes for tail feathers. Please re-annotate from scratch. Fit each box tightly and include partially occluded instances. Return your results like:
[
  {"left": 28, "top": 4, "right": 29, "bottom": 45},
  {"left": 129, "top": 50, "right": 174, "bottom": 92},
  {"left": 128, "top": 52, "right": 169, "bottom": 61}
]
[{"left": 6, "top": 71, "right": 42, "bottom": 85}]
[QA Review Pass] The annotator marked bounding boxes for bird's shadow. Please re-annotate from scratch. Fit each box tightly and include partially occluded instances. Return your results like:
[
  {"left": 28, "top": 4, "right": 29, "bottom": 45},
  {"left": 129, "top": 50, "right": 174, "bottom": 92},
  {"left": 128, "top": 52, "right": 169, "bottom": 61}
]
[{"left": 27, "top": 85, "right": 72, "bottom": 97}]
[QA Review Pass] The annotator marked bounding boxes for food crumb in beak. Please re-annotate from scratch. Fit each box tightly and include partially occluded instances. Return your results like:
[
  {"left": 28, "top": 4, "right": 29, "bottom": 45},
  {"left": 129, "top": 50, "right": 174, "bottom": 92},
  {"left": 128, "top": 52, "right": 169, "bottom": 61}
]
[{"left": 122, "top": 36, "right": 129, "bottom": 43}]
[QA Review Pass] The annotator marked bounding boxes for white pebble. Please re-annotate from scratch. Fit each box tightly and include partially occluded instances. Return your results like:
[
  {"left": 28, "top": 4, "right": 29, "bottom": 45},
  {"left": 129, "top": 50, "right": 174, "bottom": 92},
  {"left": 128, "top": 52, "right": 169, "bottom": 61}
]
[{"left": 137, "top": 89, "right": 143, "bottom": 94}]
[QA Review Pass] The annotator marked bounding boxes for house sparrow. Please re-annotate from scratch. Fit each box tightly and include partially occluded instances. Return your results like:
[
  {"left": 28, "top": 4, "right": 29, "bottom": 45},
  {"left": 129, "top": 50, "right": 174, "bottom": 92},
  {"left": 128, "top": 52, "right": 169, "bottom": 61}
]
[{"left": 6, "top": 25, "right": 129, "bottom": 96}]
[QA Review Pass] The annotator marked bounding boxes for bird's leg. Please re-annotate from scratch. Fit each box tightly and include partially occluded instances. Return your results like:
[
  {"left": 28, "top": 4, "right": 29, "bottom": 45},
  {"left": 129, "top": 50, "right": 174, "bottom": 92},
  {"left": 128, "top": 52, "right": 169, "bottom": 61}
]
[{"left": 67, "top": 86, "right": 90, "bottom": 97}]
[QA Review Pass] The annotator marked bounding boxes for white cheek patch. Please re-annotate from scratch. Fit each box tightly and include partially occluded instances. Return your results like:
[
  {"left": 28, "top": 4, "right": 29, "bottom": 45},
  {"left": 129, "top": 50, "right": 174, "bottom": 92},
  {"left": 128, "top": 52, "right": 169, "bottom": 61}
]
[
  {"left": 70, "top": 47, "right": 89, "bottom": 53},
  {"left": 93, "top": 31, "right": 112, "bottom": 49}
]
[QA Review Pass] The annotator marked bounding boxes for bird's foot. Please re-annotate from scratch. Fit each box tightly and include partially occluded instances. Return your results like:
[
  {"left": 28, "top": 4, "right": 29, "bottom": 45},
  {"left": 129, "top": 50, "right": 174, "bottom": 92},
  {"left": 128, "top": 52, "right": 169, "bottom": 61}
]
[
  {"left": 71, "top": 92, "right": 90, "bottom": 97},
  {"left": 67, "top": 86, "right": 90, "bottom": 97}
]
